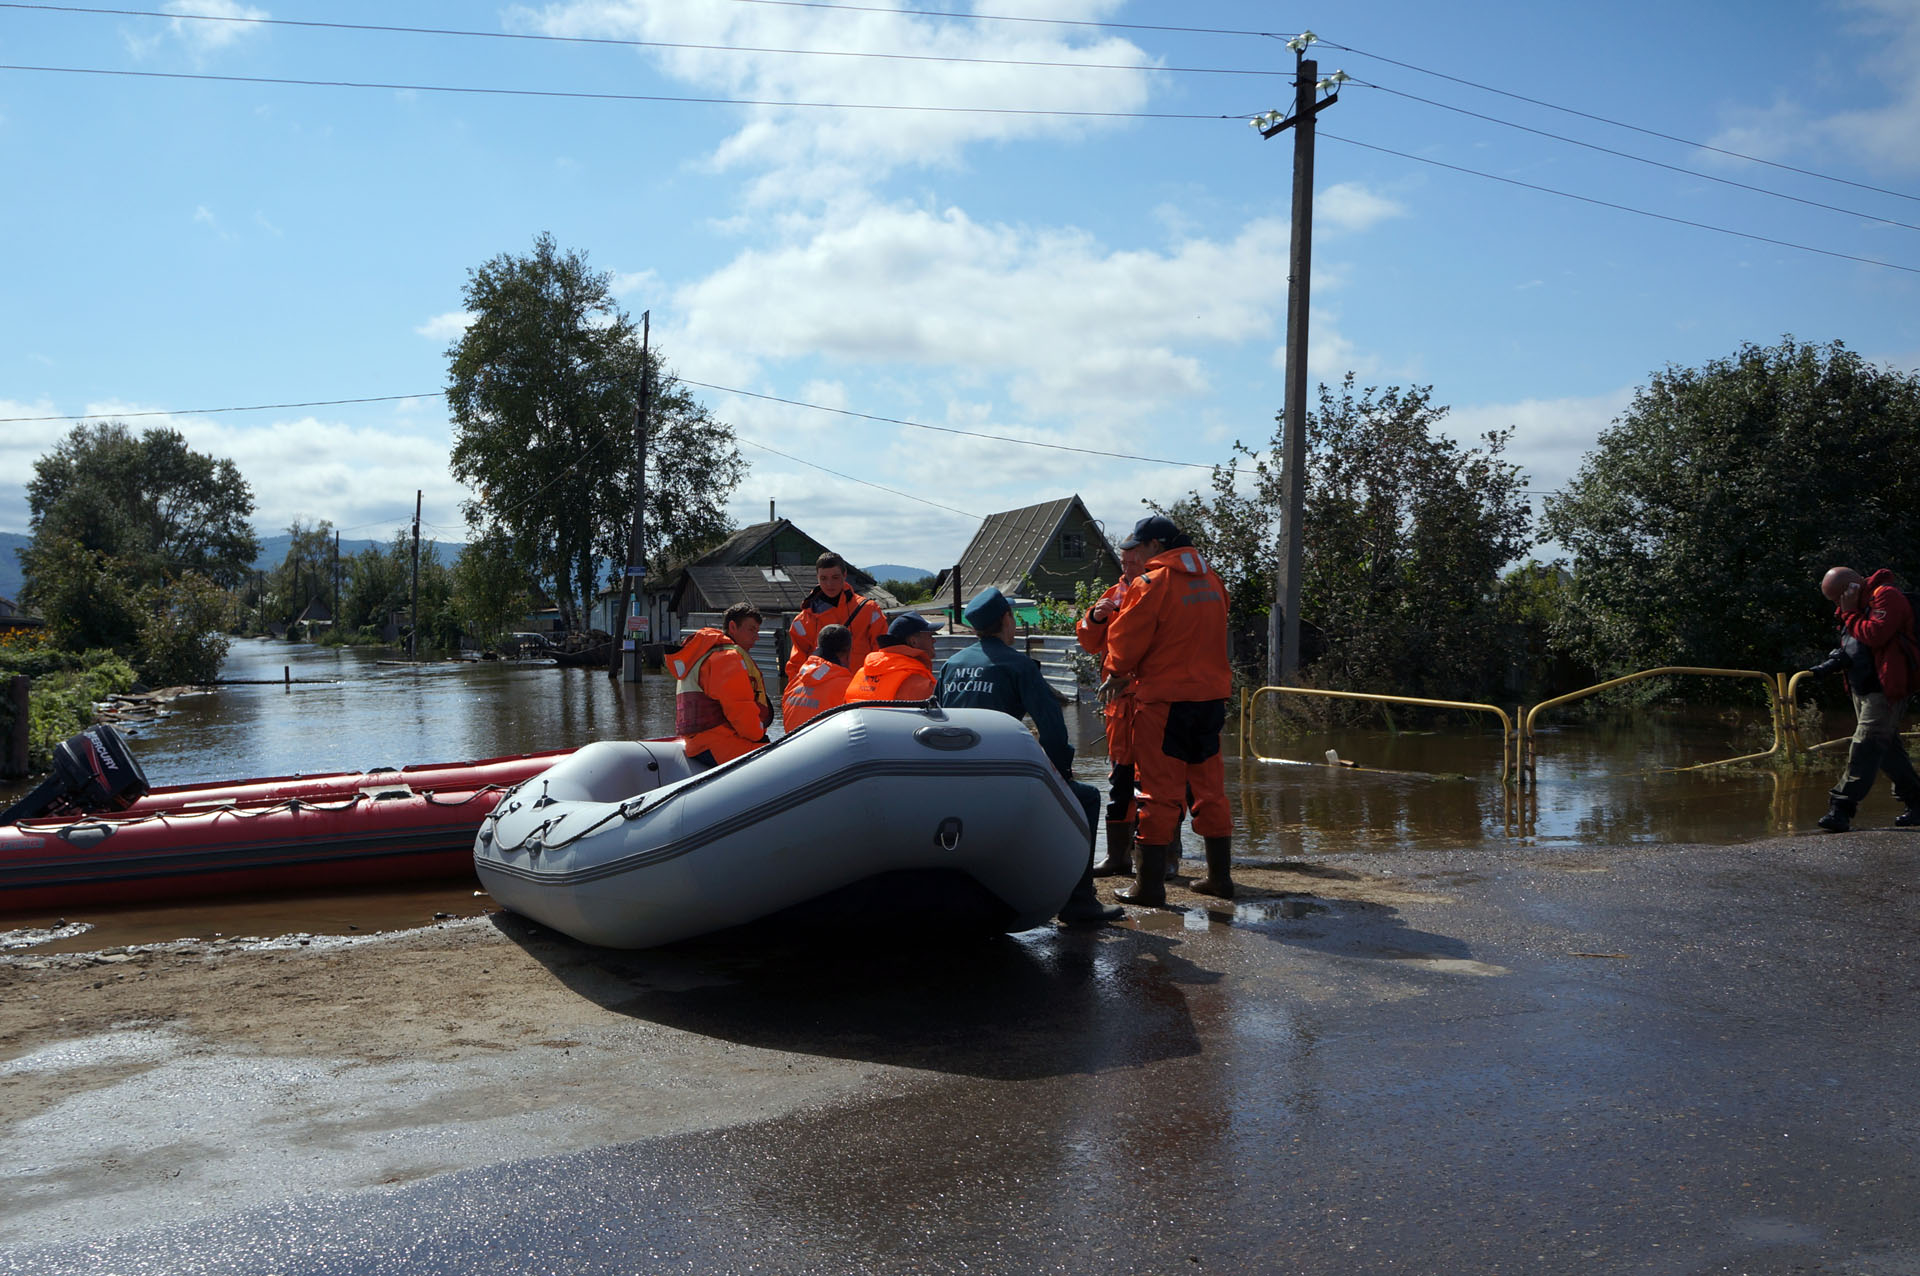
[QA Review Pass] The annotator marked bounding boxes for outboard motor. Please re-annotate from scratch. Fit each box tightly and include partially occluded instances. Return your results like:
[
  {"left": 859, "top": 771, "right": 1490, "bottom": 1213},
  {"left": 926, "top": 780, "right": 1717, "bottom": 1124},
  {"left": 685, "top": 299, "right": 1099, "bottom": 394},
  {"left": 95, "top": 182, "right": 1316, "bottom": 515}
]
[{"left": 0, "top": 724, "right": 151, "bottom": 825}]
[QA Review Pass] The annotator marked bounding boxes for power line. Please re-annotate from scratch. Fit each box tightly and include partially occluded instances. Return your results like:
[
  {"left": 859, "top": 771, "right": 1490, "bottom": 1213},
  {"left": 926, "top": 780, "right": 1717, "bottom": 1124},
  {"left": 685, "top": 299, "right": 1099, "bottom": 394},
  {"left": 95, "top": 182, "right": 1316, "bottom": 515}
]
[
  {"left": 1323, "top": 131, "right": 1920, "bottom": 276},
  {"left": 737, "top": 436, "right": 978, "bottom": 519},
  {"left": 1353, "top": 79, "right": 1920, "bottom": 235},
  {"left": 0, "top": 63, "right": 1240, "bottom": 121},
  {"left": 0, "top": 393, "right": 436, "bottom": 423},
  {"left": 4, "top": 3, "right": 1286, "bottom": 78},
  {"left": 1319, "top": 38, "right": 1920, "bottom": 207},
  {"left": 682, "top": 380, "right": 1239, "bottom": 471}
]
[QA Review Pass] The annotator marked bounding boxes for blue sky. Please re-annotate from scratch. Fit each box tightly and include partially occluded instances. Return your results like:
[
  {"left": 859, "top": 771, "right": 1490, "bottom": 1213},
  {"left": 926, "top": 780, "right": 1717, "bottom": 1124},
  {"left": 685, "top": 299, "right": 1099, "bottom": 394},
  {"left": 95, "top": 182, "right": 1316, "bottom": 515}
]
[{"left": 3, "top": 0, "right": 1917, "bottom": 576}]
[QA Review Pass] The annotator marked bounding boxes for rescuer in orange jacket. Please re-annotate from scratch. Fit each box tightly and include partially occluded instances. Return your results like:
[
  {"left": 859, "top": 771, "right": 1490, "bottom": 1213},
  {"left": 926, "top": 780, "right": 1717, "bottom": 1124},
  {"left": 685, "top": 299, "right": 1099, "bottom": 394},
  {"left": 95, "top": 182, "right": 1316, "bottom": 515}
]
[
  {"left": 1076, "top": 541, "right": 1148, "bottom": 877},
  {"left": 781, "top": 623, "right": 854, "bottom": 733},
  {"left": 667, "top": 602, "right": 774, "bottom": 769},
  {"left": 844, "top": 612, "right": 939, "bottom": 703},
  {"left": 1103, "top": 515, "right": 1234, "bottom": 906},
  {"left": 785, "top": 552, "right": 890, "bottom": 685}
]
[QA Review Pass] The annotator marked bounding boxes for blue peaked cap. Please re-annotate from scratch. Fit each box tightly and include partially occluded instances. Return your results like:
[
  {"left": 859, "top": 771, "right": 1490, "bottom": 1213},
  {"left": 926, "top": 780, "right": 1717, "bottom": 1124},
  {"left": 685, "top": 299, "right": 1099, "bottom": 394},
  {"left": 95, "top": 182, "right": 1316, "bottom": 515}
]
[{"left": 963, "top": 587, "right": 1011, "bottom": 630}]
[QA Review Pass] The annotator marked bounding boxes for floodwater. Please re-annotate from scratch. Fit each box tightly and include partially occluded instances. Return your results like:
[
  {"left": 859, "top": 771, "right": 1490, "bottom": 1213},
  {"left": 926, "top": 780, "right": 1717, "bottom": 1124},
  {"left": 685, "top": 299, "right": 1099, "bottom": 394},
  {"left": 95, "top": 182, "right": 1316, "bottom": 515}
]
[{"left": 0, "top": 637, "right": 1858, "bottom": 948}]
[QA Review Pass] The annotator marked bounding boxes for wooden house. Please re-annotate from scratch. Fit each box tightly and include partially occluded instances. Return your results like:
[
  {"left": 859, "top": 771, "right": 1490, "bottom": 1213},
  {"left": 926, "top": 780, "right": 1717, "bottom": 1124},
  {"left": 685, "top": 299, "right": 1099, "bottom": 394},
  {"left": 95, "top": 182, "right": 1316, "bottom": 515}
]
[
  {"left": 639, "top": 519, "right": 888, "bottom": 646},
  {"left": 931, "top": 496, "right": 1120, "bottom": 611}
]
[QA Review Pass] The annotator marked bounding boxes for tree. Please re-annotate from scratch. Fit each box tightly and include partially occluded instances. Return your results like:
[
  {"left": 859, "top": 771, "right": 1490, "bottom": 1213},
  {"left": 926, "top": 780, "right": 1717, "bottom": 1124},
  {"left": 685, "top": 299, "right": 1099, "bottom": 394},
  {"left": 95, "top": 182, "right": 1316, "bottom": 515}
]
[
  {"left": 1542, "top": 338, "right": 1920, "bottom": 676},
  {"left": 262, "top": 519, "right": 337, "bottom": 632},
  {"left": 445, "top": 233, "right": 746, "bottom": 631},
  {"left": 451, "top": 530, "right": 534, "bottom": 644},
  {"left": 1164, "top": 376, "right": 1533, "bottom": 703},
  {"left": 26, "top": 422, "right": 260, "bottom": 589}
]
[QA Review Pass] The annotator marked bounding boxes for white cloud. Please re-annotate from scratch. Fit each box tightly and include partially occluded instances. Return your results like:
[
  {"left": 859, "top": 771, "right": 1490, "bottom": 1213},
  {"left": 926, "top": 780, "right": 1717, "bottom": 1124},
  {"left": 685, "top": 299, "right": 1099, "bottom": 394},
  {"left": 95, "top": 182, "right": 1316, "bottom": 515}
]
[
  {"left": 0, "top": 403, "right": 469, "bottom": 542},
  {"left": 415, "top": 311, "right": 476, "bottom": 341},
  {"left": 126, "top": 0, "right": 269, "bottom": 59},
  {"left": 1318, "top": 183, "right": 1407, "bottom": 233},
  {"left": 670, "top": 201, "right": 1292, "bottom": 422},
  {"left": 1443, "top": 386, "right": 1635, "bottom": 498},
  {"left": 1708, "top": 0, "right": 1920, "bottom": 173},
  {"left": 516, "top": 0, "right": 1156, "bottom": 201}
]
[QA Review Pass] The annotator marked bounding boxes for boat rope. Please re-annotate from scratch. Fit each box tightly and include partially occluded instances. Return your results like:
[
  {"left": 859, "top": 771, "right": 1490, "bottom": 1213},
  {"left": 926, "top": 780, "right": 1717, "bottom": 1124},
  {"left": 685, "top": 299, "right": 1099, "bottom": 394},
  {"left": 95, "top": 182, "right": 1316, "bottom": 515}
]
[
  {"left": 484, "top": 701, "right": 949, "bottom": 855},
  {"left": 7, "top": 783, "right": 518, "bottom": 833}
]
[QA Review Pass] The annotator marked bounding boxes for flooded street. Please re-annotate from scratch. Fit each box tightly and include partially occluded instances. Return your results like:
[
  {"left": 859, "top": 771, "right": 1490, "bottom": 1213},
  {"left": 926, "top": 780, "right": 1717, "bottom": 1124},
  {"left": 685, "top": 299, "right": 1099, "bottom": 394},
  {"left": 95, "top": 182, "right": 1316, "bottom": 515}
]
[
  {"left": 5, "top": 639, "right": 1919, "bottom": 1274},
  {"left": 0, "top": 637, "right": 1859, "bottom": 948}
]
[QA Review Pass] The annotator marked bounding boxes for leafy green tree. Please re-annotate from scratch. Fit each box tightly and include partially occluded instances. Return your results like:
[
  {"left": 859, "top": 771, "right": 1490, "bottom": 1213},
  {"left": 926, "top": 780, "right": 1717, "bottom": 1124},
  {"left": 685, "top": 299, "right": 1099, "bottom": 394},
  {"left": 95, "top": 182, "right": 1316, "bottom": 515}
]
[
  {"left": 452, "top": 530, "right": 535, "bottom": 644},
  {"left": 135, "top": 572, "right": 233, "bottom": 685},
  {"left": 1164, "top": 376, "right": 1533, "bottom": 702},
  {"left": 17, "top": 536, "right": 142, "bottom": 653},
  {"left": 263, "top": 520, "right": 338, "bottom": 630},
  {"left": 25, "top": 422, "right": 259, "bottom": 589},
  {"left": 1542, "top": 338, "right": 1920, "bottom": 676},
  {"left": 445, "top": 233, "right": 746, "bottom": 631}
]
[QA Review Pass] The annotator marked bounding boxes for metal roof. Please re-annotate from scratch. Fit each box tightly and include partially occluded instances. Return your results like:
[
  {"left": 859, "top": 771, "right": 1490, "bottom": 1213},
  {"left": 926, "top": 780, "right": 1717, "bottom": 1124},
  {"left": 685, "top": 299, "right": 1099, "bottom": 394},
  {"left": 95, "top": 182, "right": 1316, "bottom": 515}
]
[{"left": 945, "top": 495, "right": 1114, "bottom": 599}]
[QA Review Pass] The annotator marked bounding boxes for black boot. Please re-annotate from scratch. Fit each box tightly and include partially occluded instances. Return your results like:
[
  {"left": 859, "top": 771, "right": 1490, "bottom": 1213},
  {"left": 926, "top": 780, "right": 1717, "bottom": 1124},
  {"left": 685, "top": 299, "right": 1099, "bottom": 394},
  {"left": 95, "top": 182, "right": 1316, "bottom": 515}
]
[
  {"left": 1092, "top": 819, "right": 1134, "bottom": 877},
  {"left": 1817, "top": 799, "right": 1854, "bottom": 833},
  {"left": 1058, "top": 857, "right": 1123, "bottom": 925},
  {"left": 1116, "top": 841, "right": 1169, "bottom": 908},
  {"left": 1191, "top": 836, "right": 1235, "bottom": 899},
  {"left": 1897, "top": 807, "right": 1920, "bottom": 828}
]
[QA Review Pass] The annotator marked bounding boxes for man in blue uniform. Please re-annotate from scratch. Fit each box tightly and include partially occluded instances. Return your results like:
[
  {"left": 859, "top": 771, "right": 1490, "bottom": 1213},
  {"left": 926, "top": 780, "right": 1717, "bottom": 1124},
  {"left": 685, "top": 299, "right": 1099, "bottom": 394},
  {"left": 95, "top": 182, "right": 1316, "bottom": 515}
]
[{"left": 937, "top": 587, "right": 1123, "bottom": 926}]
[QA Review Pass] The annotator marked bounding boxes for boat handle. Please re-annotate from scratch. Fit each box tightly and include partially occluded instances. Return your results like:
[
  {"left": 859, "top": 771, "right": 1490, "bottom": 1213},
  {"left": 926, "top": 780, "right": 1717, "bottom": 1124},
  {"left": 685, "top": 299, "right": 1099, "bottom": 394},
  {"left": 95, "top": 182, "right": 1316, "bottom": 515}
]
[{"left": 934, "top": 817, "right": 963, "bottom": 851}]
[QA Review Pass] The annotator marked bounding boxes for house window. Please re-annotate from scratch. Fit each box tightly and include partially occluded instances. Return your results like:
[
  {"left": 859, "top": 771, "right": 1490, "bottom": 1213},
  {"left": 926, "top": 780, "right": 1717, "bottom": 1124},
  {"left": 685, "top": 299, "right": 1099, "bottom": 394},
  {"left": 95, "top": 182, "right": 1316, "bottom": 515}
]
[{"left": 1060, "top": 532, "right": 1086, "bottom": 560}]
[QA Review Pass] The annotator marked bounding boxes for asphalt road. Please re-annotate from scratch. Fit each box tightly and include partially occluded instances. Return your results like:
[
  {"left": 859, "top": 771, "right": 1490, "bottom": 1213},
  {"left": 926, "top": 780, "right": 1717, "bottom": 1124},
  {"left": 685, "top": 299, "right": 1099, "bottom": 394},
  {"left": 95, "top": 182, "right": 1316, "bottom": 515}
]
[{"left": 4, "top": 833, "right": 1918, "bottom": 1275}]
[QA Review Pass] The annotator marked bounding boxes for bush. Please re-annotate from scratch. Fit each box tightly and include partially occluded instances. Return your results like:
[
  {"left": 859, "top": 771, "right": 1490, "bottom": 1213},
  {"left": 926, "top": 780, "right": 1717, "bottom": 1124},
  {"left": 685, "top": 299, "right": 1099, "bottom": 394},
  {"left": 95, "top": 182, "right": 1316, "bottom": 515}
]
[{"left": 0, "top": 649, "right": 138, "bottom": 770}]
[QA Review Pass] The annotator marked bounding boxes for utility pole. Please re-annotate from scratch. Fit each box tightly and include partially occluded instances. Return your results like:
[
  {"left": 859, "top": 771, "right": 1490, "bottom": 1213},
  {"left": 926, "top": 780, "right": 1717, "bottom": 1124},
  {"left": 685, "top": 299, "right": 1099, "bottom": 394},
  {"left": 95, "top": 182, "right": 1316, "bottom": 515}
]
[
  {"left": 409, "top": 489, "right": 422, "bottom": 662},
  {"left": 1252, "top": 35, "right": 1344, "bottom": 687},
  {"left": 611, "top": 312, "right": 652, "bottom": 680},
  {"left": 332, "top": 530, "right": 340, "bottom": 628}
]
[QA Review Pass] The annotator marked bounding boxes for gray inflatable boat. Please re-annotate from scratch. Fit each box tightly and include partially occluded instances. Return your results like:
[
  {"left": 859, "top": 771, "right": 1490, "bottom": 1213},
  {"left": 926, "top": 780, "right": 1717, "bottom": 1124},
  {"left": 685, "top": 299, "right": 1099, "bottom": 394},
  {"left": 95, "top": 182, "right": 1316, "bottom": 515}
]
[{"left": 474, "top": 702, "right": 1090, "bottom": 948}]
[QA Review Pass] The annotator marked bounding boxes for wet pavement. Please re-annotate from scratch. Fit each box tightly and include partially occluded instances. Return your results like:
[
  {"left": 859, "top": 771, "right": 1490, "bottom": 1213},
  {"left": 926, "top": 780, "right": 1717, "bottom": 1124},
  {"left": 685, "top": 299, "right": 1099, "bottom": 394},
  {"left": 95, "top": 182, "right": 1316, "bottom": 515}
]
[{"left": 5, "top": 831, "right": 1918, "bottom": 1274}]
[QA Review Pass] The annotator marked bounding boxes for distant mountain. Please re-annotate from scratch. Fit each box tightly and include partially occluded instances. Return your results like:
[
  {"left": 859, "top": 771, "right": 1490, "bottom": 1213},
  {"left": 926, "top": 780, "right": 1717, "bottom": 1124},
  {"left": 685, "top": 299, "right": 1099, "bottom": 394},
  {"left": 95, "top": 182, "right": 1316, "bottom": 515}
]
[
  {"left": 251, "top": 532, "right": 465, "bottom": 573},
  {"left": 0, "top": 530, "right": 467, "bottom": 603},
  {"left": 865, "top": 563, "right": 933, "bottom": 583},
  {"left": 0, "top": 533, "right": 26, "bottom": 602}
]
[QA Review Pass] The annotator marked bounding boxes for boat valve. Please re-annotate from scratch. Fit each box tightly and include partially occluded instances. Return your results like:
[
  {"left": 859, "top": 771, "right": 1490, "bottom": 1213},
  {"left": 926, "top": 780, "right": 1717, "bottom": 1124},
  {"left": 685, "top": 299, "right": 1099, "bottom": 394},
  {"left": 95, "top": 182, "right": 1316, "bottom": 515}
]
[{"left": 934, "top": 817, "right": 963, "bottom": 851}]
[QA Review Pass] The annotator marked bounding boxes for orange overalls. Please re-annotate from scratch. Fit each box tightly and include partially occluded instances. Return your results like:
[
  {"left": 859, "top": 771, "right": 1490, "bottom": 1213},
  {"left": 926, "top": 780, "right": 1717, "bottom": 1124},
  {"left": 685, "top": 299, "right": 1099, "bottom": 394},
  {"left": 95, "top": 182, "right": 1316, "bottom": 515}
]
[
  {"left": 1103, "top": 547, "right": 1233, "bottom": 846},
  {"left": 1077, "top": 576, "right": 1140, "bottom": 821}
]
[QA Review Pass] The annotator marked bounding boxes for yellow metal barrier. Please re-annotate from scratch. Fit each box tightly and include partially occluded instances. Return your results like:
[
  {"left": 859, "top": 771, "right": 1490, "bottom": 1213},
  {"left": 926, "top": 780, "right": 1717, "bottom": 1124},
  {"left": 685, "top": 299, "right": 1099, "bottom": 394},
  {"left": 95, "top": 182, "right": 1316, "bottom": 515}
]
[
  {"left": 1522, "top": 666, "right": 1781, "bottom": 781},
  {"left": 1243, "top": 685, "right": 1519, "bottom": 784}
]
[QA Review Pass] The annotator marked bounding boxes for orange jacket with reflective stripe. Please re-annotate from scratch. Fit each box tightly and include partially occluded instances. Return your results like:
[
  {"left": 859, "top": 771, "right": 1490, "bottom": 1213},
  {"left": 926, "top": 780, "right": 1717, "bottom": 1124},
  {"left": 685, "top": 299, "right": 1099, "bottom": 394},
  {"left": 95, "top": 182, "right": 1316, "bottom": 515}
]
[
  {"left": 785, "top": 589, "right": 889, "bottom": 684},
  {"left": 1104, "top": 547, "right": 1232, "bottom": 703},
  {"left": 668, "top": 628, "right": 773, "bottom": 763},
  {"left": 1075, "top": 577, "right": 1136, "bottom": 671},
  {"left": 781, "top": 654, "right": 853, "bottom": 732},
  {"left": 843, "top": 646, "right": 937, "bottom": 703}
]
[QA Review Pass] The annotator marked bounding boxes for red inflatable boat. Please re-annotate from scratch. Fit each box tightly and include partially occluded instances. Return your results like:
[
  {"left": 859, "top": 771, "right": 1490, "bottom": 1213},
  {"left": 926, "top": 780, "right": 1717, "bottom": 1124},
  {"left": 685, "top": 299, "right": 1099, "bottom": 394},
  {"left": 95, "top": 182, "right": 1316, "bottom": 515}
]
[{"left": 0, "top": 749, "right": 575, "bottom": 913}]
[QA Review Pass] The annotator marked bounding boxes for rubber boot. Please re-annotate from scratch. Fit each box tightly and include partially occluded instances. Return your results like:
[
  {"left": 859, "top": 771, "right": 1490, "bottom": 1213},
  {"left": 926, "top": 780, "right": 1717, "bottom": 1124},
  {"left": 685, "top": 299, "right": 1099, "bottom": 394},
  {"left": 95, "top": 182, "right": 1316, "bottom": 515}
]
[
  {"left": 1190, "top": 836, "right": 1235, "bottom": 899},
  {"left": 1164, "top": 811, "right": 1186, "bottom": 878},
  {"left": 1092, "top": 819, "right": 1134, "bottom": 877},
  {"left": 1817, "top": 798, "right": 1854, "bottom": 833},
  {"left": 1116, "top": 841, "right": 1169, "bottom": 908},
  {"left": 1057, "top": 857, "right": 1123, "bottom": 925}
]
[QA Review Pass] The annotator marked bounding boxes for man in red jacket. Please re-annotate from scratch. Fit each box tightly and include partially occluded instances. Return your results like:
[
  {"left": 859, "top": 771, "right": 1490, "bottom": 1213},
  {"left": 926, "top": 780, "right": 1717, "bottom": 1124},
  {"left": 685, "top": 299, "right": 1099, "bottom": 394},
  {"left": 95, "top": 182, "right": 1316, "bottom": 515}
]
[
  {"left": 1814, "top": 566, "right": 1920, "bottom": 831},
  {"left": 1104, "top": 515, "right": 1234, "bottom": 905}
]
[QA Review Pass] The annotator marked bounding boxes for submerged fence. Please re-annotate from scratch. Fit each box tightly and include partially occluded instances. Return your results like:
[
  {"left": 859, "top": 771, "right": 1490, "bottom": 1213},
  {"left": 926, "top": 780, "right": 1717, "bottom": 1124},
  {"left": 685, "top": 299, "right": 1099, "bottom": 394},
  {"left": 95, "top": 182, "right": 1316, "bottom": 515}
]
[{"left": 1239, "top": 664, "right": 1860, "bottom": 789}]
